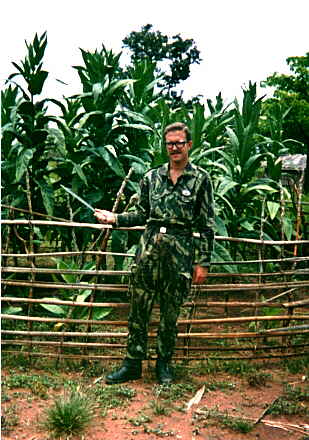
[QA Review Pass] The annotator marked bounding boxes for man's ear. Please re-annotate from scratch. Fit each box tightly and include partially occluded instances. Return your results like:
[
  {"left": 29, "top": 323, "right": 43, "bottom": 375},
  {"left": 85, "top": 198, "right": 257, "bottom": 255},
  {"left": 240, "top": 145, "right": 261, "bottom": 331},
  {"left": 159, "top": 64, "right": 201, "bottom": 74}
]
[{"left": 187, "top": 140, "right": 193, "bottom": 150}]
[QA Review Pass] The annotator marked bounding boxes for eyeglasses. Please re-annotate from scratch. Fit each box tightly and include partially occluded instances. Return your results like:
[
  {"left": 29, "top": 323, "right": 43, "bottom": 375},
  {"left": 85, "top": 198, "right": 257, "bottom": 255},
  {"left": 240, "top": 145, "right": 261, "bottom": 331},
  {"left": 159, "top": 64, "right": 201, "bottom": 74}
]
[{"left": 165, "top": 141, "right": 187, "bottom": 149}]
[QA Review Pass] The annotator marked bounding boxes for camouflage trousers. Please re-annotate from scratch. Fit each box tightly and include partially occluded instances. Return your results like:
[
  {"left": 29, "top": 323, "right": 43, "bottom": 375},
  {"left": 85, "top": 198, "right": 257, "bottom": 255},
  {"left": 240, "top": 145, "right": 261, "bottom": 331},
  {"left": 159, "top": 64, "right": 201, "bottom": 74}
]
[{"left": 126, "top": 226, "right": 194, "bottom": 360}]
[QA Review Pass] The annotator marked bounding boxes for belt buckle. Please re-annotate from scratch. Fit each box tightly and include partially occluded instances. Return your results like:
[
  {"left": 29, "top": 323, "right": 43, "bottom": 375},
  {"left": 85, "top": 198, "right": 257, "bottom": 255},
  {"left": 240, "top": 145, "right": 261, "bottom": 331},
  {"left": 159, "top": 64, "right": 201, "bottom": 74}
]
[{"left": 159, "top": 226, "right": 167, "bottom": 234}]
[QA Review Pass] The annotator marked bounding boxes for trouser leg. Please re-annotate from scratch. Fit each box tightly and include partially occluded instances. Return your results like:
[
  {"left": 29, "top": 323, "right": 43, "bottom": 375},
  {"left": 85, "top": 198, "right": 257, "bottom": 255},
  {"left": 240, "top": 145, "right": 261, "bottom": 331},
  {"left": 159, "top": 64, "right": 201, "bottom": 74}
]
[
  {"left": 157, "top": 274, "right": 191, "bottom": 360},
  {"left": 126, "top": 262, "right": 157, "bottom": 360}
]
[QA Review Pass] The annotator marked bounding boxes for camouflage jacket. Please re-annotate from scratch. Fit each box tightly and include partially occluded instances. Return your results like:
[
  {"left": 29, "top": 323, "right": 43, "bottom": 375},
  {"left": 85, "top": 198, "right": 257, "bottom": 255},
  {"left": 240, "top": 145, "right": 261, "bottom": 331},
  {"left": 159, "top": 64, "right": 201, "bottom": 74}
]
[{"left": 116, "top": 161, "right": 215, "bottom": 267}]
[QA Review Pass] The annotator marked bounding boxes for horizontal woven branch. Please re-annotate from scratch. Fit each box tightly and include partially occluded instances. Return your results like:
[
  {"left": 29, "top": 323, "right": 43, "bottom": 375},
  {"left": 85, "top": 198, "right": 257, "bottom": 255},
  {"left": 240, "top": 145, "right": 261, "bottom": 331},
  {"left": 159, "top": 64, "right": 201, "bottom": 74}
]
[
  {"left": 2, "top": 278, "right": 308, "bottom": 292},
  {"left": 2, "top": 313, "right": 308, "bottom": 325},
  {"left": 2, "top": 329, "right": 308, "bottom": 339},
  {"left": 2, "top": 219, "right": 309, "bottom": 245},
  {"left": 2, "top": 266, "right": 308, "bottom": 277},
  {"left": 2, "top": 339, "right": 309, "bottom": 353},
  {"left": 2, "top": 251, "right": 308, "bottom": 265},
  {"left": 2, "top": 296, "right": 289, "bottom": 309}
]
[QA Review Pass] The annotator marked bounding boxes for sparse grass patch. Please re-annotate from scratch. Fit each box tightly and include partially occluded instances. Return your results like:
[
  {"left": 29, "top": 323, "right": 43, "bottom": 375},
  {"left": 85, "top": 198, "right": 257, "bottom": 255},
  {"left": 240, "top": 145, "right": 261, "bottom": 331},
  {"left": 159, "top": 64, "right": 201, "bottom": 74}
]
[
  {"left": 2, "top": 373, "right": 61, "bottom": 398},
  {"left": 282, "top": 357, "right": 309, "bottom": 374},
  {"left": 268, "top": 385, "right": 309, "bottom": 416},
  {"left": 129, "top": 413, "right": 152, "bottom": 426},
  {"left": 194, "top": 407, "right": 254, "bottom": 434},
  {"left": 150, "top": 399, "right": 171, "bottom": 416},
  {"left": 203, "top": 380, "right": 236, "bottom": 392},
  {"left": 90, "top": 383, "right": 136, "bottom": 412},
  {"left": 192, "top": 359, "right": 260, "bottom": 377},
  {"left": 152, "top": 382, "right": 196, "bottom": 402},
  {"left": 220, "top": 360, "right": 260, "bottom": 376},
  {"left": 246, "top": 371, "right": 272, "bottom": 387},
  {"left": 284, "top": 383, "right": 309, "bottom": 402},
  {"left": 41, "top": 390, "right": 95, "bottom": 437},
  {"left": 1, "top": 404, "right": 19, "bottom": 435}
]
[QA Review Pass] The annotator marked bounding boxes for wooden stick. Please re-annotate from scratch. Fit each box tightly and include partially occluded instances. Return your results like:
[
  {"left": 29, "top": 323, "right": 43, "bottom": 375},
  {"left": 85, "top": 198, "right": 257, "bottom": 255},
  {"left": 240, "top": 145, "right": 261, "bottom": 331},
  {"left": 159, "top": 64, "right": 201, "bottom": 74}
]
[
  {"left": 2, "top": 339, "right": 309, "bottom": 353},
  {"left": 2, "top": 313, "right": 307, "bottom": 325},
  {"left": 1, "top": 251, "right": 308, "bottom": 265},
  {"left": 2, "top": 220, "right": 309, "bottom": 245},
  {"left": 2, "top": 266, "right": 308, "bottom": 277},
  {"left": 3, "top": 329, "right": 309, "bottom": 342},
  {"left": 2, "top": 350, "right": 308, "bottom": 361},
  {"left": 1, "top": 297, "right": 288, "bottom": 309},
  {"left": 2, "top": 279, "right": 308, "bottom": 291},
  {"left": 1, "top": 204, "right": 70, "bottom": 222},
  {"left": 2, "top": 337, "right": 307, "bottom": 353}
]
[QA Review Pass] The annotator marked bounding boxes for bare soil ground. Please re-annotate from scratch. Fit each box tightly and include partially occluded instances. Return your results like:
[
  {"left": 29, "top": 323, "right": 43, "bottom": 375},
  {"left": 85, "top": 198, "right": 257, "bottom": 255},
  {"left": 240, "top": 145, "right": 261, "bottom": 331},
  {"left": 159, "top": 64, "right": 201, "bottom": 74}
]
[{"left": 2, "top": 357, "right": 309, "bottom": 440}]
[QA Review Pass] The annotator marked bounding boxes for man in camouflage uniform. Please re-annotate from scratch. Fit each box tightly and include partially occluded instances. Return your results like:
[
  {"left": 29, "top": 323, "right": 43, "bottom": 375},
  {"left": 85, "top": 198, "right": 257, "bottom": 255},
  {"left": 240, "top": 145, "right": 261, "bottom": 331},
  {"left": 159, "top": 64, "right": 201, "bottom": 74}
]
[{"left": 94, "top": 122, "right": 215, "bottom": 384}]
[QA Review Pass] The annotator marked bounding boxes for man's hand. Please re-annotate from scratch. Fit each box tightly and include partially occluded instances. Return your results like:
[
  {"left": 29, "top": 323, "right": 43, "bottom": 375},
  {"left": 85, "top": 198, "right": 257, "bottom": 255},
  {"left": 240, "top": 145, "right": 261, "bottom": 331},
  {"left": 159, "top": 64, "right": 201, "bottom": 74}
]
[
  {"left": 193, "top": 265, "right": 209, "bottom": 284},
  {"left": 94, "top": 209, "right": 116, "bottom": 224}
]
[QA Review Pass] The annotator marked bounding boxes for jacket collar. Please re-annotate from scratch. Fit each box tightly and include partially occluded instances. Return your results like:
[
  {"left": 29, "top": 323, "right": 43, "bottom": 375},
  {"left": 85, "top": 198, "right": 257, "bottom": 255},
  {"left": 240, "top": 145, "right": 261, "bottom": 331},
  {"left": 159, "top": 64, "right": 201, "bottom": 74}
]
[{"left": 158, "top": 161, "right": 196, "bottom": 178}]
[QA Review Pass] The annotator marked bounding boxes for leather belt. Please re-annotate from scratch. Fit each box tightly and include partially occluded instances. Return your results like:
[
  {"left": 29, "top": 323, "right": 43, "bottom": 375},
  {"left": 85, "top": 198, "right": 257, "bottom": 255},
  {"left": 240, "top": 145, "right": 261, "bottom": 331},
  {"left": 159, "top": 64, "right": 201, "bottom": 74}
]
[{"left": 147, "top": 224, "right": 200, "bottom": 238}]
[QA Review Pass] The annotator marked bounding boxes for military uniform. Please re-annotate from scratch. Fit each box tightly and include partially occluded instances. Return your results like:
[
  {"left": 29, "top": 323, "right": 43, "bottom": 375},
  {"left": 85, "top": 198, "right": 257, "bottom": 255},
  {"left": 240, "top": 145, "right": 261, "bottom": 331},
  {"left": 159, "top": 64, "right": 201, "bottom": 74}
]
[{"left": 116, "top": 161, "right": 215, "bottom": 361}]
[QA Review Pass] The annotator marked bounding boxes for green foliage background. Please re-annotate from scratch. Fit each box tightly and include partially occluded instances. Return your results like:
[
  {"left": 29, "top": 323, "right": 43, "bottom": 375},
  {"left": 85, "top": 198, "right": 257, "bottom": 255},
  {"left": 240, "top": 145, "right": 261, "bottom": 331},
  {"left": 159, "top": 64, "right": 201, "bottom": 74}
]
[{"left": 1, "top": 30, "right": 308, "bottom": 271}]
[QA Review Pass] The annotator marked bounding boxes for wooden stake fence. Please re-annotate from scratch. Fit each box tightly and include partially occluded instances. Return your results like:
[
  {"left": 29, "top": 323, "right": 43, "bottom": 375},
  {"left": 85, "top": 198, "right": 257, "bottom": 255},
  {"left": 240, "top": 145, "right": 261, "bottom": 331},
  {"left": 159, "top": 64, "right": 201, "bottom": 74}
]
[{"left": 1, "top": 219, "right": 308, "bottom": 364}]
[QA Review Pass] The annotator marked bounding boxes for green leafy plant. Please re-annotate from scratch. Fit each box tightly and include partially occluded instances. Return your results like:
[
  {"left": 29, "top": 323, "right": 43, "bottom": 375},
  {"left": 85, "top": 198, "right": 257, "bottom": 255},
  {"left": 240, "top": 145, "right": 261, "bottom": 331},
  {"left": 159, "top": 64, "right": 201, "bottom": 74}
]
[
  {"left": 39, "top": 258, "right": 112, "bottom": 323},
  {"left": 41, "top": 390, "right": 95, "bottom": 437}
]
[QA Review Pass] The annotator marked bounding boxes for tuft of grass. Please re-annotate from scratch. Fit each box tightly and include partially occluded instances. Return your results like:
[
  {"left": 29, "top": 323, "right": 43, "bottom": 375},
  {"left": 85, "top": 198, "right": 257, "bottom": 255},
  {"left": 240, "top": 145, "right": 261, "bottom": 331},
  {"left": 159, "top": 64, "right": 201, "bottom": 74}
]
[
  {"left": 194, "top": 407, "right": 254, "bottom": 434},
  {"left": 150, "top": 399, "right": 171, "bottom": 416},
  {"left": 1, "top": 404, "right": 19, "bottom": 435},
  {"left": 3, "top": 373, "right": 60, "bottom": 398},
  {"left": 221, "top": 360, "right": 259, "bottom": 376},
  {"left": 193, "top": 359, "right": 260, "bottom": 377},
  {"left": 41, "top": 390, "right": 95, "bottom": 437},
  {"left": 246, "top": 371, "right": 272, "bottom": 387},
  {"left": 220, "top": 414, "right": 254, "bottom": 433}
]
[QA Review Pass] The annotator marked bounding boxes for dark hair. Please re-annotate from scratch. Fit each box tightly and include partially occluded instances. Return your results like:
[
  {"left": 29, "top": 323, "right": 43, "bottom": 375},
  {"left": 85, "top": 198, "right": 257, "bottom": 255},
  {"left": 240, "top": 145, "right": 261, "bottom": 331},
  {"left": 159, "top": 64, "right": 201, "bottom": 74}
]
[{"left": 164, "top": 122, "right": 191, "bottom": 141}]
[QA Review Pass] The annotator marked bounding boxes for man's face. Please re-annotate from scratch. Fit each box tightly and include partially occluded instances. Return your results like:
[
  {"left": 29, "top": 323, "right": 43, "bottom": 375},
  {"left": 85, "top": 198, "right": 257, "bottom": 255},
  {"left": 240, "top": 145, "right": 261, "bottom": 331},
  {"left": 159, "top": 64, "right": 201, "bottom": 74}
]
[{"left": 165, "top": 130, "right": 192, "bottom": 165}]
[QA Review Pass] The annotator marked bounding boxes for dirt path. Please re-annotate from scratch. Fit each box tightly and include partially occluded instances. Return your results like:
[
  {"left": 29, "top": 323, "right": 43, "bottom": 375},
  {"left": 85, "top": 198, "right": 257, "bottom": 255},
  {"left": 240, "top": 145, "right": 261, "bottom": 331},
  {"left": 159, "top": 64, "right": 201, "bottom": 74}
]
[{"left": 2, "top": 360, "right": 309, "bottom": 440}]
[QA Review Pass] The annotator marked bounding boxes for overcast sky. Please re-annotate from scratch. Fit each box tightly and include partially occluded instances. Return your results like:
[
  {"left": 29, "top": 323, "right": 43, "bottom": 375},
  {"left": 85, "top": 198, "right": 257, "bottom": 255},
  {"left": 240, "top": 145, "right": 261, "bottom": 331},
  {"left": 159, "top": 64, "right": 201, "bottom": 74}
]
[{"left": 1, "top": 0, "right": 308, "bottom": 105}]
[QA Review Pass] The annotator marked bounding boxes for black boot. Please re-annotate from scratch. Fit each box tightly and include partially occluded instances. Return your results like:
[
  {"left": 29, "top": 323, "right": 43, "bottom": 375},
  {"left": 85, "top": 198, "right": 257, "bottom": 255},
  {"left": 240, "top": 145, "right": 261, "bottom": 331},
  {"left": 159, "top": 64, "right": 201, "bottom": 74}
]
[
  {"left": 105, "top": 358, "right": 142, "bottom": 385},
  {"left": 156, "top": 358, "right": 173, "bottom": 385}
]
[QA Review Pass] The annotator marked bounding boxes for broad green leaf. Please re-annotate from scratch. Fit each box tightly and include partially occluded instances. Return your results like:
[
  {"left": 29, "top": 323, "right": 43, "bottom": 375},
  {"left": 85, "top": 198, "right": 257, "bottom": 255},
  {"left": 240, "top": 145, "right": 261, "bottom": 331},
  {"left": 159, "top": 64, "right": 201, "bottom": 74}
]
[
  {"left": 215, "top": 216, "right": 228, "bottom": 236},
  {"left": 2, "top": 306, "right": 22, "bottom": 314},
  {"left": 240, "top": 220, "right": 255, "bottom": 231},
  {"left": 226, "top": 126, "right": 239, "bottom": 150},
  {"left": 28, "top": 70, "right": 48, "bottom": 95},
  {"left": 76, "top": 289, "right": 92, "bottom": 303},
  {"left": 92, "top": 307, "right": 113, "bottom": 320},
  {"left": 92, "top": 82, "right": 103, "bottom": 103},
  {"left": 37, "top": 180, "right": 54, "bottom": 216},
  {"left": 106, "top": 79, "right": 135, "bottom": 97},
  {"left": 79, "top": 110, "right": 103, "bottom": 128},
  {"left": 242, "top": 184, "right": 278, "bottom": 195},
  {"left": 56, "top": 259, "right": 77, "bottom": 284},
  {"left": 282, "top": 217, "right": 293, "bottom": 240},
  {"left": 267, "top": 201, "right": 280, "bottom": 220},
  {"left": 120, "top": 123, "right": 153, "bottom": 132},
  {"left": 40, "top": 300, "right": 65, "bottom": 316},
  {"left": 97, "top": 145, "right": 125, "bottom": 177},
  {"left": 15, "top": 148, "right": 33, "bottom": 181},
  {"left": 217, "top": 178, "right": 238, "bottom": 197},
  {"left": 73, "top": 163, "right": 88, "bottom": 185},
  {"left": 212, "top": 242, "right": 234, "bottom": 273}
]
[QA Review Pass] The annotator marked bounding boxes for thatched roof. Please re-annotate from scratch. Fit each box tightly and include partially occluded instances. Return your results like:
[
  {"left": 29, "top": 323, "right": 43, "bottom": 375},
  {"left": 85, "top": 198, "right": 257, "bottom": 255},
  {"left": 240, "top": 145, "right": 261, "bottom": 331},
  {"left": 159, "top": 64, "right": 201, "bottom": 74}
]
[{"left": 281, "top": 154, "right": 307, "bottom": 171}]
